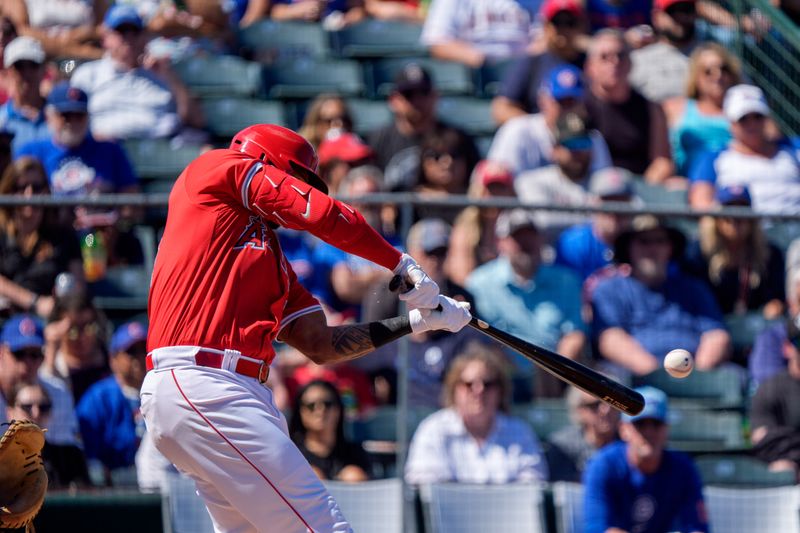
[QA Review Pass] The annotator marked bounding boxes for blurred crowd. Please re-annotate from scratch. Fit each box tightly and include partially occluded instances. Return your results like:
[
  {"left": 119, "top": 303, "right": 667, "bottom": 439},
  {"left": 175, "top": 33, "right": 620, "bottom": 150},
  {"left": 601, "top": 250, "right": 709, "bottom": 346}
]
[{"left": 2, "top": 0, "right": 800, "bottom": 530}]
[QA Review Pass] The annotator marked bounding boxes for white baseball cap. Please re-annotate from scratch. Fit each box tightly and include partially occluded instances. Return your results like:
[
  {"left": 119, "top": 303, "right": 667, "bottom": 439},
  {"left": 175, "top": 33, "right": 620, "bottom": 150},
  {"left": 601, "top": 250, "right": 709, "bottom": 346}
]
[
  {"left": 3, "top": 36, "right": 45, "bottom": 67},
  {"left": 723, "top": 84, "right": 770, "bottom": 122}
]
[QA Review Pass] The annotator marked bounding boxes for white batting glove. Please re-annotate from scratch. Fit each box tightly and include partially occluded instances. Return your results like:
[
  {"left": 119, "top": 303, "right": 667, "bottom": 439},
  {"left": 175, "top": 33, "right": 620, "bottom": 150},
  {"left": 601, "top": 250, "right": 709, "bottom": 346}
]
[
  {"left": 409, "top": 295, "right": 472, "bottom": 334},
  {"left": 393, "top": 253, "right": 440, "bottom": 310}
]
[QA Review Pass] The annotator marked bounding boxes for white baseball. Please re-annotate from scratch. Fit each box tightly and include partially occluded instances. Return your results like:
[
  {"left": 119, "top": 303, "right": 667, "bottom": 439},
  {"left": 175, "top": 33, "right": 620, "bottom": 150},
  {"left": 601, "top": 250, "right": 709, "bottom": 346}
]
[{"left": 664, "top": 349, "right": 694, "bottom": 378}]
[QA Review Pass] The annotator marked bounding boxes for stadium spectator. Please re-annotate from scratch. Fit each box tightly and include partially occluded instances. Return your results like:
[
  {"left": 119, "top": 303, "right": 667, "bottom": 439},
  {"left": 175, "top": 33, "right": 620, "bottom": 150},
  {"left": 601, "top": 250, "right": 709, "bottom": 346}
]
[
  {"left": 317, "top": 130, "right": 375, "bottom": 195},
  {"left": 41, "top": 291, "right": 110, "bottom": 403},
  {"left": 748, "top": 268, "right": 800, "bottom": 390},
  {"left": 0, "top": 16, "right": 18, "bottom": 104},
  {"left": 750, "top": 319, "right": 800, "bottom": 481},
  {"left": 420, "top": 0, "right": 540, "bottom": 68},
  {"left": 585, "top": 0, "right": 653, "bottom": 36},
  {"left": 447, "top": 160, "right": 516, "bottom": 286},
  {"left": 134, "top": 0, "right": 237, "bottom": 47},
  {"left": 76, "top": 321, "right": 147, "bottom": 481},
  {"left": 405, "top": 343, "right": 549, "bottom": 484},
  {"left": 362, "top": 218, "right": 482, "bottom": 408},
  {"left": 5, "top": 380, "right": 91, "bottom": 489},
  {"left": 2, "top": 0, "right": 105, "bottom": 60},
  {"left": 289, "top": 379, "right": 372, "bottom": 482},
  {"left": 513, "top": 112, "right": 596, "bottom": 240},
  {"left": 466, "top": 208, "right": 586, "bottom": 396},
  {"left": 69, "top": 5, "right": 206, "bottom": 141},
  {"left": 663, "top": 43, "right": 740, "bottom": 177},
  {"left": 0, "top": 156, "right": 83, "bottom": 319},
  {"left": 688, "top": 84, "right": 800, "bottom": 212},
  {"left": 682, "top": 185, "right": 785, "bottom": 319},
  {"left": 0, "top": 313, "right": 82, "bottom": 449},
  {"left": 583, "top": 386, "right": 709, "bottom": 533},
  {"left": 629, "top": 0, "right": 699, "bottom": 103},
  {"left": 368, "top": 62, "right": 478, "bottom": 182},
  {"left": 591, "top": 215, "right": 731, "bottom": 376},
  {"left": 298, "top": 93, "right": 354, "bottom": 148},
  {"left": 0, "top": 36, "right": 50, "bottom": 152},
  {"left": 269, "top": 0, "right": 366, "bottom": 29},
  {"left": 364, "top": 0, "right": 426, "bottom": 23},
  {"left": 554, "top": 166, "right": 637, "bottom": 281},
  {"left": 490, "top": 0, "right": 588, "bottom": 124},
  {"left": 584, "top": 29, "right": 675, "bottom": 185},
  {"left": 488, "top": 64, "right": 612, "bottom": 178},
  {"left": 0, "top": 127, "right": 11, "bottom": 177},
  {"left": 546, "top": 385, "right": 620, "bottom": 482}
]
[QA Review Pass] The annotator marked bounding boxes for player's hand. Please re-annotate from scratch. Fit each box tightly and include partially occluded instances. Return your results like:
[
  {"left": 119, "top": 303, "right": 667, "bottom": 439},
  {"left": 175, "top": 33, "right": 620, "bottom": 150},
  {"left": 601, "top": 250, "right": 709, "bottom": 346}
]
[
  {"left": 393, "top": 253, "right": 440, "bottom": 310},
  {"left": 409, "top": 295, "right": 471, "bottom": 334}
]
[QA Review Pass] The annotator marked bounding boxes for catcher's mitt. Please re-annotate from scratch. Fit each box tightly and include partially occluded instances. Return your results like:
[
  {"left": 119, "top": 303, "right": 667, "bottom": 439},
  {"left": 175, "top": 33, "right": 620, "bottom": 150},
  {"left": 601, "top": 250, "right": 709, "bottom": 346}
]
[{"left": 0, "top": 420, "right": 48, "bottom": 532}]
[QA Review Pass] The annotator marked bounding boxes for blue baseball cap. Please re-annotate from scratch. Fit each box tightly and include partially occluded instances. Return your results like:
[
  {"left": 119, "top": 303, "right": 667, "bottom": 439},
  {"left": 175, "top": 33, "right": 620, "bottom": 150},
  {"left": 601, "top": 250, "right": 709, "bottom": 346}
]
[
  {"left": 110, "top": 321, "right": 147, "bottom": 354},
  {"left": 543, "top": 64, "right": 584, "bottom": 101},
  {"left": 1, "top": 314, "right": 45, "bottom": 352},
  {"left": 46, "top": 82, "right": 88, "bottom": 113},
  {"left": 103, "top": 5, "right": 144, "bottom": 31},
  {"left": 716, "top": 185, "right": 752, "bottom": 206},
  {"left": 622, "top": 386, "right": 669, "bottom": 424}
]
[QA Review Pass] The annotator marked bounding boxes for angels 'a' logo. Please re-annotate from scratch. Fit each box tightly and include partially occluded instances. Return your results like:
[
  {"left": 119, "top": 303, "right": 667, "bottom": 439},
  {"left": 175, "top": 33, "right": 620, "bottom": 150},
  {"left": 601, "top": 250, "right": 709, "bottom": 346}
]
[{"left": 234, "top": 215, "right": 270, "bottom": 250}]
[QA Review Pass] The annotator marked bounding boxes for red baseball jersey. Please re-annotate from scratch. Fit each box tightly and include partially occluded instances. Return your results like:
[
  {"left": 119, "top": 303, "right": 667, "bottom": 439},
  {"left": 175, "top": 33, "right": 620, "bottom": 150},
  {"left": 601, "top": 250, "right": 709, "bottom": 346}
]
[{"left": 147, "top": 149, "right": 402, "bottom": 362}]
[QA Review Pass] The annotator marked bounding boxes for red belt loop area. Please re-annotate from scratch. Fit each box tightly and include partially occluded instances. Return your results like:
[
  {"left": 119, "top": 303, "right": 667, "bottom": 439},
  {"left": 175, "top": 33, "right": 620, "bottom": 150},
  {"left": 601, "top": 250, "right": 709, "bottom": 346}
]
[{"left": 146, "top": 350, "right": 270, "bottom": 384}]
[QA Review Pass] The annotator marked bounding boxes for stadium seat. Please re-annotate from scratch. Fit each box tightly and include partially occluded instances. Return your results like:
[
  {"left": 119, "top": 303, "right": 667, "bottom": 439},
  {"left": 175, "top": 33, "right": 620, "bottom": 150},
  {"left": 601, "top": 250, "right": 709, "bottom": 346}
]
[
  {"left": 324, "top": 479, "right": 403, "bottom": 533},
  {"left": 474, "top": 58, "right": 515, "bottom": 98},
  {"left": 552, "top": 481, "right": 585, "bottom": 533},
  {"left": 511, "top": 399, "right": 572, "bottom": 440},
  {"left": 695, "top": 454, "right": 797, "bottom": 487},
  {"left": 173, "top": 55, "right": 263, "bottom": 98},
  {"left": 201, "top": 98, "right": 289, "bottom": 138},
  {"left": 162, "top": 472, "right": 214, "bottom": 533},
  {"left": 667, "top": 409, "right": 746, "bottom": 453},
  {"left": 348, "top": 405, "right": 435, "bottom": 443},
  {"left": 437, "top": 97, "right": 496, "bottom": 136},
  {"left": 330, "top": 20, "right": 426, "bottom": 58},
  {"left": 264, "top": 58, "right": 365, "bottom": 99},
  {"left": 344, "top": 98, "right": 393, "bottom": 135},
  {"left": 475, "top": 134, "right": 494, "bottom": 158},
  {"left": 725, "top": 311, "right": 782, "bottom": 358},
  {"left": 368, "top": 57, "right": 474, "bottom": 98},
  {"left": 123, "top": 139, "right": 202, "bottom": 181},
  {"left": 428, "top": 483, "right": 546, "bottom": 533},
  {"left": 704, "top": 485, "right": 800, "bottom": 533},
  {"left": 632, "top": 368, "right": 745, "bottom": 410},
  {"left": 237, "top": 20, "right": 329, "bottom": 63}
]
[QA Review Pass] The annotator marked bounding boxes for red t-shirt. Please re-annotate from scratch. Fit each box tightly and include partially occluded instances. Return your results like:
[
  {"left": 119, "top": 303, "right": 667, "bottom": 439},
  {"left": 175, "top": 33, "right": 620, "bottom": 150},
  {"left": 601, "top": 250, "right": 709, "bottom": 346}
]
[{"left": 147, "top": 149, "right": 401, "bottom": 363}]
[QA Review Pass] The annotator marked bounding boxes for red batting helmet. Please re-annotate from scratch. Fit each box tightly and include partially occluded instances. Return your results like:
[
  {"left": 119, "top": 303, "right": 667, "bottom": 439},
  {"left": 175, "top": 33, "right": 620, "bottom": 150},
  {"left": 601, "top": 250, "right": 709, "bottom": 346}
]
[{"left": 230, "top": 124, "right": 328, "bottom": 195}]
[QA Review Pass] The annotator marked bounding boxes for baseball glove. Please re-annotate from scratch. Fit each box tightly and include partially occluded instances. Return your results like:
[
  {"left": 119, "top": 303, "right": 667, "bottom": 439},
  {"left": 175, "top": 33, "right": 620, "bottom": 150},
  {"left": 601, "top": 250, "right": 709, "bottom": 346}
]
[{"left": 0, "top": 420, "right": 48, "bottom": 532}]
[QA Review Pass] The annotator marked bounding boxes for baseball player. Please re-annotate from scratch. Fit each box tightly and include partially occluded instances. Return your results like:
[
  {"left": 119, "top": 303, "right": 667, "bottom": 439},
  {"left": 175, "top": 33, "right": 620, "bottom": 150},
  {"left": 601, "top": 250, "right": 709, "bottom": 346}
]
[{"left": 141, "top": 124, "right": 471, "bottom": 533}]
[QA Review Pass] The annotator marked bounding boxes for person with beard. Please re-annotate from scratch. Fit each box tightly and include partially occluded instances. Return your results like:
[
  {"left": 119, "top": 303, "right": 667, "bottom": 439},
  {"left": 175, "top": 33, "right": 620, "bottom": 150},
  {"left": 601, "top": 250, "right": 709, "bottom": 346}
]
[
  {"left": 466, "top": 208, "right": 586, "bottom": 397},
  {"left": 590, "top": 215, "right": 731, "bottom": 377},
  {"left": 583, "top": 386, "right": 709, "bottom": 533},
  {"left": 629, "top": 0, "right": 699, "bottom": 103}
]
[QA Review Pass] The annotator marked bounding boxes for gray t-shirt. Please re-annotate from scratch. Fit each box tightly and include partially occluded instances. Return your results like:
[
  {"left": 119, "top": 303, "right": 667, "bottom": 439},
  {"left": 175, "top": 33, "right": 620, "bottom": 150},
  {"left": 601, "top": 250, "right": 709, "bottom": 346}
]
[{"left": 630, "top": 41, "right": 692, "bottom": 103}]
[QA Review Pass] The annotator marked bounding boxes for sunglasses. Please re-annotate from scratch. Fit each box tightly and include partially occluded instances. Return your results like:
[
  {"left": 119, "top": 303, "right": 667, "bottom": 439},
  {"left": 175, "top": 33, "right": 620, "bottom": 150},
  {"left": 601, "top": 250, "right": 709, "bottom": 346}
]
[
  {"left": 459, "top": 379, "right": 500, "bottom": 392},
  {"left": 399, "top": 87, "right": 432, "bottom": 100},
  {"left": 737, "top": 112, "right": 766, "bottom": 124},
  {"left": 318, "top": 115, "right": 350, "bottom": 126},
  {"left": 18, "top": 402, "right": 52, "bottom": 415},
  {"left": 578, "top": 400, "right": 602, "bottom": 411},
  {"left": 11, "top": 348, "right": 44, "bottom": 362},
  {"left": 551, "top": 12, "right": 579, "bottom": 28},
  {"left": 666, "top": 2, "right": 696, "bottom": 16},
  {"left": 301, "top": 399, "right": 336, "bottom": 412},
  {"left": 11, "top": 60, "right": 42, "bottom": 72},
  {"left": 702, "top": 64, "right": 733, "bottom": 77},
  {"left": 14, "top": 182, "right": 48, "bottom": 194},
  {"left": 67, "top": 322, "right": 100, "bottom": 340},
  {"left": 634, "top": 235, "right": 671, "bottom": 246},
  {"left": 598, "top": 50, "right": 628, "bottom": 62},
  {"left": 423, "top": 150, "right": 463, "bottom": 161},
  {"left": 559, "top": 136, "right": 593, "bottom": 151}
]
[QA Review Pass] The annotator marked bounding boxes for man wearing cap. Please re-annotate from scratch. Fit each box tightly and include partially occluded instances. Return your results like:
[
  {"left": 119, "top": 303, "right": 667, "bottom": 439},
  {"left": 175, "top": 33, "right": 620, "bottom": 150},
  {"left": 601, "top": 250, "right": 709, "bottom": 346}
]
[
  {"left": 591, "top": 215, "right": 731, "bottom": 376},
  {"left": 0, "top": 36, "right": 51, "bottom": 152},
  {"left": 76, "top": 321, "right": 149, "bottom": 477},
  {"left": 630, "top": 0, "right": 698, "bottom": 103},
  {"left": 688, "top": 83, "right": 800, "bottom": 213},
  {"left": 583, "top": 386, "right": 709, "bottom": 533},
  {"left": 467, "top": 208, "right": 586, "bottom": 396},
  {"left": 367, "top": 62, "right": 479, "bottom": 180},
  {"left": 489, "top": 64, "right": 611, "bottom": 179},
  {"left": 555, "top": 166, "right": 637, "bottom": 280},
  {"left": 491, "top": 0, "right": 588, "bottom": 125},
  {"left": 0, "top": 313, "right": 81, "bottom": 447},
  {"left": 69, "top": 5, "right": 205, "bottom": 141}
]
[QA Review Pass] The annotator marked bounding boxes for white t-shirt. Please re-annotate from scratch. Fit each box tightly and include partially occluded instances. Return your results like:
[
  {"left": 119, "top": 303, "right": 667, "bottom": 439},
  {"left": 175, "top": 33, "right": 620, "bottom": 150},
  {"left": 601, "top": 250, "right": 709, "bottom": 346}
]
[
  {"left": 487, "top": 113, "right": 612, "bottom": 177},
  {"left": 405, "top": 408, "right": 548, "bottom": 484},
  {"left": 24, "top": 0, "right": 94, "bottom": 32},
  {"left": 421, "top": 0, "right": 542, "bottom": 60},
  {"left": 629, "top": 41, "right": 691, "bottom": 103},
  {"left": 70, "top": 56, "right": 181, "bottom": 140}
]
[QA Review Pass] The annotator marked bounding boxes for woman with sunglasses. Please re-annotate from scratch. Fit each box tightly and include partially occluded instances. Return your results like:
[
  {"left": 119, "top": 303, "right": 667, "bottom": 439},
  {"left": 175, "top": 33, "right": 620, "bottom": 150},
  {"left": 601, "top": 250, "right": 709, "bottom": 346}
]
[
  {"left": 298, "top": 93, "right": 355, "bottom": 148},
  {"left": 405, "top": 342, "right": 548, "bottom": 484},
  {"left": 663, "top": 42, "right": 741, "bottom": 177},
  {"left": 0, "top": 156, "right": 83, "bottom": 320},
  {"left": 289, "top": 379, "right": 372, "bottom": 482}
]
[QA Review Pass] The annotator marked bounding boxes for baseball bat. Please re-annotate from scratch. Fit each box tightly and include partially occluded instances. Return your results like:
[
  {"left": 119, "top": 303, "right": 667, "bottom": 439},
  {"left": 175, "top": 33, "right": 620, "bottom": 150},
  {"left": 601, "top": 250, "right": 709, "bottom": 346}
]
[{"left": 390, "top": 275, "right": 644, "bottom": 416}]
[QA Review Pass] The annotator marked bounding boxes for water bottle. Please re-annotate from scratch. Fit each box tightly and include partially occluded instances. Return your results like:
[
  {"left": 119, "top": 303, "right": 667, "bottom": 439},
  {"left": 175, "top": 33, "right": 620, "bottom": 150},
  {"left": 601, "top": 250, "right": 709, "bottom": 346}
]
[{"left": 80, "top": 230, "right": 107, "bottom": 282}]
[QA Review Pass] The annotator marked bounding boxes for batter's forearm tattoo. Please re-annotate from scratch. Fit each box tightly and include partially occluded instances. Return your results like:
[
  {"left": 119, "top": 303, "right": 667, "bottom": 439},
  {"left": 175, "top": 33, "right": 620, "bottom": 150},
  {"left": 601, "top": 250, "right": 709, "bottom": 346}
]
[{"left": 332, "top": 316, "right": 412, "bottom": 357}]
